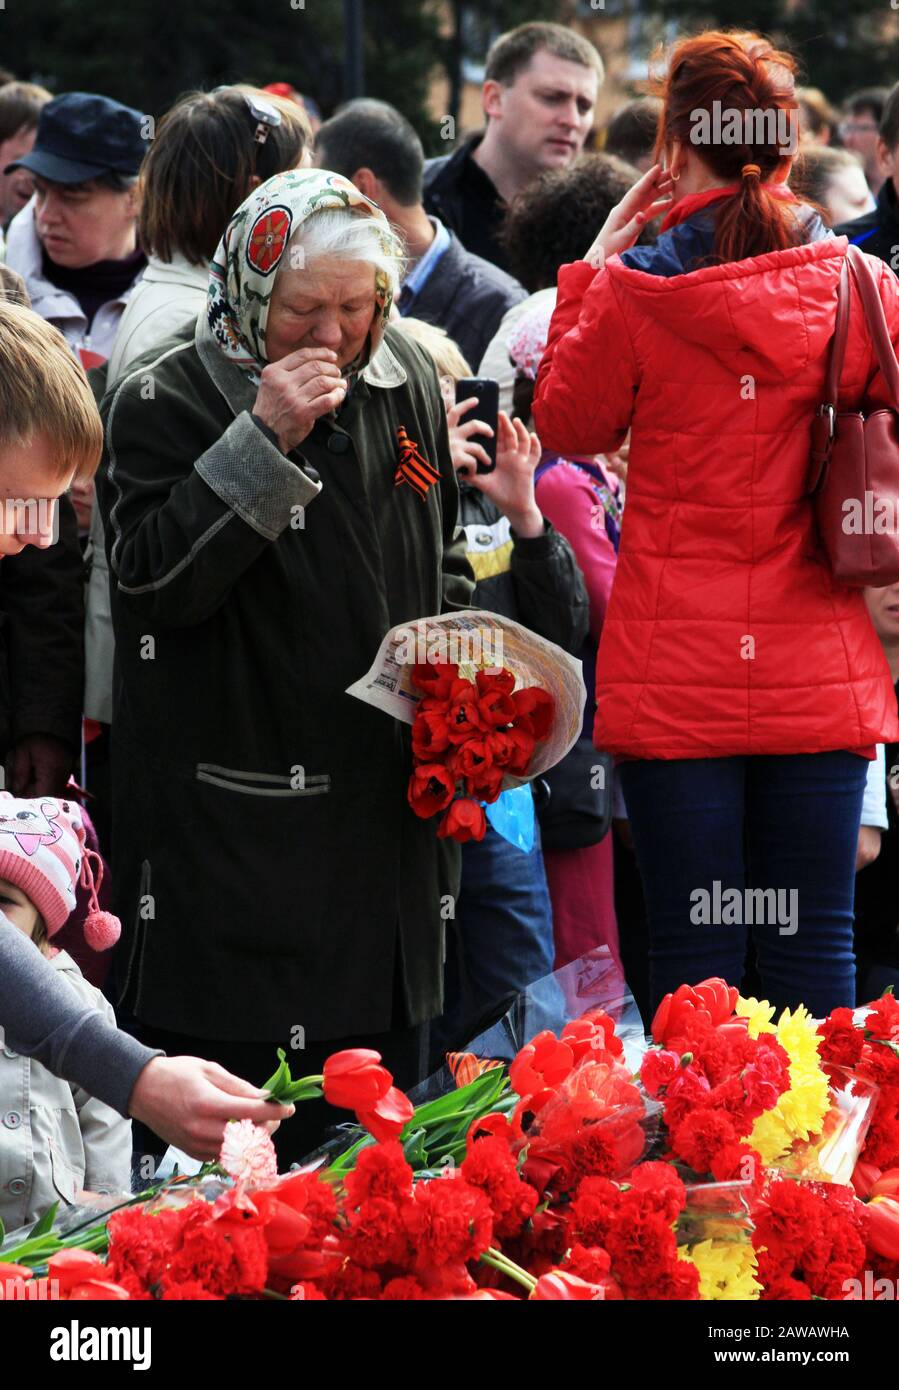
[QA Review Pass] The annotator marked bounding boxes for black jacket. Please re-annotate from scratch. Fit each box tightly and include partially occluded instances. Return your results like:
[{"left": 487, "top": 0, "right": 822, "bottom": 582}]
[
  {"left": 404, "top": 228, "right": 527, "bottom": 372},
  {"left": 0, "top": 494, "right": 84, "bottom": 759},
  {"left": 834, "top": 178, "right": 899, "bottom": 271},
  {"left": 97, "top": 322, "right": 474, "bottom": 1043},
  {"left": 423, "top": 133, "right": 510, "bottom": 272},
  {"left": 459, "top": 487, "right": 588, "bottom": 653}
]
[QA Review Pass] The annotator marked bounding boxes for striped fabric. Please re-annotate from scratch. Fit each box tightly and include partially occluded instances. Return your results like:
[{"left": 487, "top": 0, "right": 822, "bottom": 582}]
[
  {"left": 394, "top": 426, "right": 440, "bottom": 500},
  {"left": 0, "top": 794, "right": 85, "bottom": 935}
]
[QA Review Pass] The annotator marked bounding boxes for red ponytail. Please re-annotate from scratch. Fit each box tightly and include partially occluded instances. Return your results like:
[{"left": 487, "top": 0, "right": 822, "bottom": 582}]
[{"left": 652, "top": 30, "right": 804, "bottom": 264}]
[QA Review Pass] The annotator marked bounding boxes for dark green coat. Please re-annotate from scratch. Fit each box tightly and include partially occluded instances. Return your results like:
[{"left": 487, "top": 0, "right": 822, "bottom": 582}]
[{"left": 97, "top": 321, "right": 474, "bottom": 1042}]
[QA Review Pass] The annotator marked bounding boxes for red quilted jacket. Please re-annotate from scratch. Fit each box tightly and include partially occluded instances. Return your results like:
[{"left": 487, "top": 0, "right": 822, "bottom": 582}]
[{"left": 533, "top": 221, "right": 899, "bottom": 759}]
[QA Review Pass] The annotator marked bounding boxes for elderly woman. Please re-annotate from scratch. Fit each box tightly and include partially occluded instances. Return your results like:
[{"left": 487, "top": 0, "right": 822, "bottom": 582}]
[{"left": 96, "top": 169, "right": 474, "bottom": 1164}]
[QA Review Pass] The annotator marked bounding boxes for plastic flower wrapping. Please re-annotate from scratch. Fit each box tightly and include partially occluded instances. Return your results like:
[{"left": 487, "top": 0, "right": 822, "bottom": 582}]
[{"left": 2, "top": 955, "right": 898, "bottom": 1301}]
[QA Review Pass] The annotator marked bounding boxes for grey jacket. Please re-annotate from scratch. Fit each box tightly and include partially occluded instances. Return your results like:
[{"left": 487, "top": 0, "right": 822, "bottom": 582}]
[
  {"left": 0, "top": 949, "right": 132, "bottom": 1237},
  {"left": 0, "top": 918, "right": 159, "bottom": 1117}
]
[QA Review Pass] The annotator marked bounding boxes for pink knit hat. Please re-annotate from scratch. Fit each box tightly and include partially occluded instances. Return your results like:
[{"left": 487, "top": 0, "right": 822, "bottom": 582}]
[{"left": 0, "top": 793, "right": 120, "bottom": 950}]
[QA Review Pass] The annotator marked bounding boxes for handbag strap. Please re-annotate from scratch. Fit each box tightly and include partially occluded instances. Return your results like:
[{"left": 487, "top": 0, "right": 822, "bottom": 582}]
[
  {"left": 823, "top": 245, "right": 899, "bottom": 411},
  {"left": 846, "top": 244, "right": 899, "bottom": 407}
]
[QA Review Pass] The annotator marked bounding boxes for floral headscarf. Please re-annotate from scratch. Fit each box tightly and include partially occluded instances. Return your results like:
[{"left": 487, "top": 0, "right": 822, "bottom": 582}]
[{"left": 197, "top": 167, "right": 401, "bottom": 389}]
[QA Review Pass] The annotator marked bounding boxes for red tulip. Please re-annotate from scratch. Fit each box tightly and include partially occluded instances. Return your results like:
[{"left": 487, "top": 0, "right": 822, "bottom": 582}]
[
  {"left": 268, "top": 1236, "right": 344, "bottom": 1284},
  {"left": 356, "top": 1084, "right": 414, "bottom": 1142},
  {"left": 322, "top": 1049, "right": 392, "bottom": 1111},
  {"left": 411, "top": 709, "right": 451, "bottom": 760},
  {"left": 511, "top": 686, "right": 555, "bottom": 741},
  {"left": 412, "top": 662, "right": 459, "bottom": 698},
  {"left": 477, "top": 688, "right": 516, "bottom": 727},
  {"left": 871, "top": 1168, "right": 899, "bottom": 1200},
  {"left": 851, "top": 1161, "right": 883, "bottom": 1199},
  {"left": 652, "top": 979, "right": 738, "bottom": 1046},
  {"left": 407, "top": 763, "right": 455, "bottom": 819},
  {"left": 0, "top": 1264, "right": 33, "bottom": 1299},
  {"left": 46, "top": 1249, "right": 107, "bottom": 1295},
  {"left": 510, "top": 1031, "right": 575, "bottom": 1099},
  {"left": 444, "top": 680, "right": 486, "bottom": 744},
  {"left": 464, "top": 765, "right": 504, "bottom": 804},
  {"left": 502, "top": 726, "right": 536, "bottom": 775},
  {"left": 251, "top": 1193, "right": 313, "bottom": 1257},
  {"left": 530, "top": 1271, "right": 617, "bottom": 1300},
  {"left": 562, "top": 1013, "right": 624, "bottom": 1065},
  {"left": 67, "top": 1280, "right": 132, "bottom": 1300},
  {"left": 436, "top": 797, "right": 487, "bottom": 843},
  {"left": 867, "top": 1196, "right": 899, "bottom": 1260},
  {"left": 475, "top": 668, "right": 515, "bottom": 696}
]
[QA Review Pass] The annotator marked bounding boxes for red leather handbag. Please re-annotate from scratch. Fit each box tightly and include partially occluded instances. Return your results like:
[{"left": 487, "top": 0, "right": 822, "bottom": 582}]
[{"left": 808, "top": 244, "right": 899, "bottom": 586}]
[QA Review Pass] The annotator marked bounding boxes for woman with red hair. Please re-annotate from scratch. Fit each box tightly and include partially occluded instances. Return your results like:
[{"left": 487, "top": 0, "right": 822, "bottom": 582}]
[{"left": 533, "top": 30, "right": 899, "bottom": 1017}]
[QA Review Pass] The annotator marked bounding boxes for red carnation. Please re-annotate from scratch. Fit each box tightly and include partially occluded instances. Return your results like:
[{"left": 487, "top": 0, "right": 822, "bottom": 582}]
[
  {"left": 461, "top": 1136, "right": 539, "bottom": 1238},
  {"left": 402, "top": 1176, "right": 494, "bottom": 1271},
  {"left": 344, "top": 1196, "right": 412, "bottom": 1269},
  {"left": 818, "top": 1008, "right": 865, "bottom": 1068},
  {"left": 626, "top": 1163, "right": 687, "bottom": 1222},
  {"left": 671, "top": 1108, "right": 740, "bottom": 1174},
  {"left": 345, "top": 1140, "right": 414, "bottom": 1207}
]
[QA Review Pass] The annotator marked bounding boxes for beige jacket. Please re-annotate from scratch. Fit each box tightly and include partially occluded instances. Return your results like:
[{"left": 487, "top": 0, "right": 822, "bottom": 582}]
[
  {"left": 85, "top": 252, "right": 209, "bottom": 723},
  {"left": 0, "top": 950, "right": 132, "bottom": 1238}
]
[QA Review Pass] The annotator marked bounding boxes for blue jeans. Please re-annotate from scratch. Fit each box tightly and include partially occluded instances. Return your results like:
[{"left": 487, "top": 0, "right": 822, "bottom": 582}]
[
  {"left": 431, "top": 822, "right": 555, "bottom": 1064},
  {"left": 617, "top": 752, "right": 868, "bottom": 1019}
]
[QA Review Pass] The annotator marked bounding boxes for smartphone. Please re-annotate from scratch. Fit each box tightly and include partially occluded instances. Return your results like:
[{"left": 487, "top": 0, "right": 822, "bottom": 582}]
[{"left": 455, "top": 377, "right": 499, "bottom": 474}]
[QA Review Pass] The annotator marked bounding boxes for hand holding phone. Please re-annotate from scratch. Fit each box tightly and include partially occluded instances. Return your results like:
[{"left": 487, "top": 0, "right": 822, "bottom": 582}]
[{"left": 454, "top": 377, "right": 499, "bottom": 474}]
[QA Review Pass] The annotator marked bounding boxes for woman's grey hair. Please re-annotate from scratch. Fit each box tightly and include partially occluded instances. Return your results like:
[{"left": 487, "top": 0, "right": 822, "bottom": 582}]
[{"left": 283, "top": 208, "right": 407, "bottom": 302}]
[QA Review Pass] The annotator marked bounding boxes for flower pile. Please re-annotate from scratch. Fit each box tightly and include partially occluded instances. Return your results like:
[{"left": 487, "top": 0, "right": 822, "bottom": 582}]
[
  {"left": 4, "top": 979, "right": 899, "bottom": 1300},
  {"left": 406, "top": 662, "right": 554, "bottom": 842}
]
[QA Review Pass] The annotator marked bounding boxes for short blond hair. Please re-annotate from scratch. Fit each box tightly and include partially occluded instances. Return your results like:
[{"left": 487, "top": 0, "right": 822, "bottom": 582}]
[
  {"left": 0, "top": 304, "right": 103, "bottom": 484},
  {"left": 397, "top": 317, "right": 472, "bottom": 381}
]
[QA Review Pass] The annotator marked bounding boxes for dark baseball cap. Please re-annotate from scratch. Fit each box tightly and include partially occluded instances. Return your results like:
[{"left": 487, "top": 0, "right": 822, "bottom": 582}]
[{"left": 4, "top": 91, "right": 147, "bottom": 184}]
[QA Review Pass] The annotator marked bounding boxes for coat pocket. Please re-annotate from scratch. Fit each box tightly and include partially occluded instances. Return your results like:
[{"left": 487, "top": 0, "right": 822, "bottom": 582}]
[
  {"left": 46, "top": 1110, "right": 86, "bottom": 1207},
  {"left": 195, "top": 764, "right": 331, "bottom": 797},
  {"left": 181, "top": 764, "right": 335, "bottom": 957}
]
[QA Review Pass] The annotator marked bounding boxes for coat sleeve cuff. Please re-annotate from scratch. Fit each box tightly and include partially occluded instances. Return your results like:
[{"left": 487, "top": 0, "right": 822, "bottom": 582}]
[
  {"left": 510, "top": 517, "right": 556, "bottom": 556},
  {"left": 195, "top": 411, "right": 322, "bottom": 541}
]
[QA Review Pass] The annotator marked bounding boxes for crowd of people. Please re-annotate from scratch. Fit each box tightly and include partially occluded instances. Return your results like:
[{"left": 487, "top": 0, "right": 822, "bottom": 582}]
[{"left": 1, "top": 20, "right": 899, "bottom": 1235}]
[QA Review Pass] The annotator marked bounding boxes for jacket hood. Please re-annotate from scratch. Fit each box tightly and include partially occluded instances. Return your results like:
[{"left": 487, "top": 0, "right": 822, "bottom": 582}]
[{"left": 610, "top": 232, "right": 847, "bottom": 376}]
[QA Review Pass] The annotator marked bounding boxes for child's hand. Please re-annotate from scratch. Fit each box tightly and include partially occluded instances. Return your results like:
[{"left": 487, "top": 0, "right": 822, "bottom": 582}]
[{"left": 462, "top": 412, "right": 544, "bottom": 538}]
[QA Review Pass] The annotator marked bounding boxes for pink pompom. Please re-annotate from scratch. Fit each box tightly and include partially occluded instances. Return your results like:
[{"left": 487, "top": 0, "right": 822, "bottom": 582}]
[{"left": 83, "top": 909, "right": 121, "bottom": 952}]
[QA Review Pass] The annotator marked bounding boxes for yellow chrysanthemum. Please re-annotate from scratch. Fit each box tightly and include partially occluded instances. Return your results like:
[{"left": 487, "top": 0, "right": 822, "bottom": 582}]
[
  {"left": 736, "top": 995, "right": 776, "bottom": 1038},
  {"left": 736, "top": 1002, "right": 831, "bottom": 1163},
  {"left": 679, "top": 1239, "right": 761, "bottom": 1301}
]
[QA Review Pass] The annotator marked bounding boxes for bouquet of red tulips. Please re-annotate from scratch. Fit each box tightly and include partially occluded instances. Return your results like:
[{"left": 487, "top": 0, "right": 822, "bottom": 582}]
[{"left": 406, "top": 662, "right": 554, "bottom": 843}]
